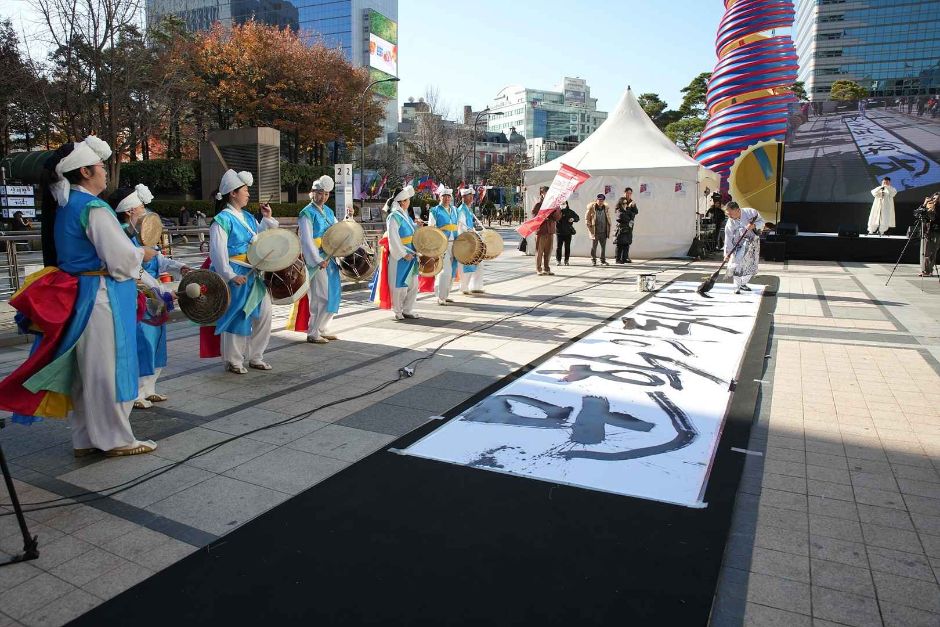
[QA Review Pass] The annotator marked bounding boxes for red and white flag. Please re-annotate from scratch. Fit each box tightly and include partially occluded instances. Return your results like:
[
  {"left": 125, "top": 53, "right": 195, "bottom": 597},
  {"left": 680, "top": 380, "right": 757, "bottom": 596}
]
[{"left": 516, "top": 163, "right": 590, "bottom": 238}]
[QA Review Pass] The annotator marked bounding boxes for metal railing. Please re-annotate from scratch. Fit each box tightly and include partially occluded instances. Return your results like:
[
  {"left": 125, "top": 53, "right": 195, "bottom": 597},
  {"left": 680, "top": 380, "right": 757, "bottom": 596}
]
[{"left": 1, "top": 225, "right": 384, "bottom": 301}]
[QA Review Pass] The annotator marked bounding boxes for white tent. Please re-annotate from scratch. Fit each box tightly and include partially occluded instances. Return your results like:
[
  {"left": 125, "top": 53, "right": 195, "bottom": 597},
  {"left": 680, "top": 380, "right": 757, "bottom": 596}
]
[{"left": 523, "top": 87, "right": 720, "bottom": 260}]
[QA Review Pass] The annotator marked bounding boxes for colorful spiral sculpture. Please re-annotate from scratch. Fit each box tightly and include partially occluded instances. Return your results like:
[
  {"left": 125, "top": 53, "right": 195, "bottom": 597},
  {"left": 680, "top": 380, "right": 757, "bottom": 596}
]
[{"left": 694, "top": 0, "right": 799, "bottom": 205}]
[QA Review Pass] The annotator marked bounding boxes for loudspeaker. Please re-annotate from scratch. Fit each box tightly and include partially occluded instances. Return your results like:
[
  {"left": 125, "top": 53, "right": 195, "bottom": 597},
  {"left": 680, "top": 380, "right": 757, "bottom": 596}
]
[
  {"left": 838, "top": 224, "right": 860, "bottom": 238},
  {"left": 776, "top": 222, "right": 799, "bottom": 237}
]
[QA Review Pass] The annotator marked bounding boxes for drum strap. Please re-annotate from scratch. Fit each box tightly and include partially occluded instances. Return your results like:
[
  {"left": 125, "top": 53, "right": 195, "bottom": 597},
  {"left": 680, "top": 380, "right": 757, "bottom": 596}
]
[
  {"left": 79, "top": 269, "right": 110, "bottom": 276},
  {"left": 440, "top": 224, "right": 458, "bottom": 232},
  {"left": 401, "top": 236, "right": 413, "bottom": 245},
  {"left": 229, "top": 253, "right": 253, "bottom": 269}
]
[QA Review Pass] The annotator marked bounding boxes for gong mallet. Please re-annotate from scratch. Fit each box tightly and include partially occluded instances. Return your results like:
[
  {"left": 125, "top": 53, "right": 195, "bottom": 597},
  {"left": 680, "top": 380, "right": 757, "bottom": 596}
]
[{"left": 697, "top": 215, "right": 758, "bottom": 297}]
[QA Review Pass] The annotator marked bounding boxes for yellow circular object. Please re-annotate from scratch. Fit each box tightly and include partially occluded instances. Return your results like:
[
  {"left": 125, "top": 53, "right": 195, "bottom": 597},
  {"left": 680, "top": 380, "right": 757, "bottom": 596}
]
[
  {"left": 453, "top": 231, "right": 486, "bottom": 266},
  {"left": 413, "top": 226, "right": 448, "bottom": 257}
]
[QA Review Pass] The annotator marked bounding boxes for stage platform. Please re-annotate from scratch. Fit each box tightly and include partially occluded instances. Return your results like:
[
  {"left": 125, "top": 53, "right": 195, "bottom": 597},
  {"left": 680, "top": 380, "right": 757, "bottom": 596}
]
[{"left": 762, "top": 231, "right": 919, "bottom": 264}]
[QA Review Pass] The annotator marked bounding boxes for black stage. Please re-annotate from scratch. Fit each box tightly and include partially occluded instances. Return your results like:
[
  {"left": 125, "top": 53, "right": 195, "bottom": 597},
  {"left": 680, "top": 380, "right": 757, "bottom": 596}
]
[
  {"left": 762, "top": 232, "right": 919, "bottom": 264},
  {"left": 69, "top": 274, "right": 778, "bottom": 627}
]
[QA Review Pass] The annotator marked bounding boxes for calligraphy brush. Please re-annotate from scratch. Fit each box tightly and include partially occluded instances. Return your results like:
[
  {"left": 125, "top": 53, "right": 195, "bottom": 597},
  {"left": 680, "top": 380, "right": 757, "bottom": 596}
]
[{"left": 697, "top": 215, "right": 758, "bottom": 297}]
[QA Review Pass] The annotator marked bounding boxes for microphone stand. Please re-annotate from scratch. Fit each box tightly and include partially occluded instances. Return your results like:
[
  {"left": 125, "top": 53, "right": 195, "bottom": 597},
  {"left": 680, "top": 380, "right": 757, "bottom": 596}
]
[{"left": 0, "top": 419, "right": 40, "bottom": 567}]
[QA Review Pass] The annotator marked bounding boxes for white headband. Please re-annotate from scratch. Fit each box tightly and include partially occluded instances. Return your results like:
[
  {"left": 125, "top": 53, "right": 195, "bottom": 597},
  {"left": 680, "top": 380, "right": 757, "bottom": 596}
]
[
  {"left": 216, "top": 170, "right": 253, "bottom": 199},
  {"left": 115, "top": 184, "right": 154, "bottom": 214},
  {"left": 50, "top": 136, "right": 112, "bottom": 206},
  {"left": 394, "top": 185, "right": 415, "bottom": 203}
]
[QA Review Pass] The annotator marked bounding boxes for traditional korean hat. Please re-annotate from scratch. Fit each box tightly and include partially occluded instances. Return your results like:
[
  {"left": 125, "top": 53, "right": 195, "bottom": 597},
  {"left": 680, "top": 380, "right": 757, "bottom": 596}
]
[
  {"left": 114, "top": 184, "right": 154, "bottom": 214},
  {"left": 50, "top": 136, "right": 112, "bottom": 205},
  {"left": 436, "top": 183, "right": 453, "bottom": 197},
  {"left": 217, "top": 170, "right": 253, "bottom": 198},
  {"left": 458, "top": 188, "right": 474, "bottom": 198},
  {"left": 311, "top": 175, "right": 335, "bottom": 192}
]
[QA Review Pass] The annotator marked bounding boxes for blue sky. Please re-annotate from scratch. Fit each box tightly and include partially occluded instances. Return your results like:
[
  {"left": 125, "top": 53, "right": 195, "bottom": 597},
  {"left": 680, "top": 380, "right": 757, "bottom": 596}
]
[{"left": 397, "top": 0, "right": 726, "bottom": 118}]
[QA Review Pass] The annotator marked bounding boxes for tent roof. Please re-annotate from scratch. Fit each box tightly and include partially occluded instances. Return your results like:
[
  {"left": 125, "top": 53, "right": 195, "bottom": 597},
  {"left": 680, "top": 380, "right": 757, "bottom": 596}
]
[{"left": 527, "top": 87, "right": 713, "bottom": 177}]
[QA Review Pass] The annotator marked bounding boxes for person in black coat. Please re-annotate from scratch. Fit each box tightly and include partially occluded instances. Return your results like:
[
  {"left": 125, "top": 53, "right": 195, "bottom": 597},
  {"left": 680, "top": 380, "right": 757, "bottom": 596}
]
[
  {"left": 555, "top": 201, "right": 580, "bottom": 265},
  {"left": 615, "top": 188, "right": 639, "bottom": 263}
]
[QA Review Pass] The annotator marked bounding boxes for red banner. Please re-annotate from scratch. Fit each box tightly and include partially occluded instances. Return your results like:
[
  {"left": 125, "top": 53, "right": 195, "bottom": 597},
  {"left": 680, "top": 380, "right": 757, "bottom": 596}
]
[{"left": 516, "top": 163, "right": 590, "bottom": 238}]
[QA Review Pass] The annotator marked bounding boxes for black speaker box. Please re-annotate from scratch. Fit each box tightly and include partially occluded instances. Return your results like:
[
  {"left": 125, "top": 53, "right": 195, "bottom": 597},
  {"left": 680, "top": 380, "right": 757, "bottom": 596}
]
[
  {"left": 761, "top": 241, "right": 786, "bottom": 261},
  {"left": 776, "top": 222, "right": 799, "bottom": 237},
  {"left": 838, "top": 224, "right": 860, "bottom": 238}
]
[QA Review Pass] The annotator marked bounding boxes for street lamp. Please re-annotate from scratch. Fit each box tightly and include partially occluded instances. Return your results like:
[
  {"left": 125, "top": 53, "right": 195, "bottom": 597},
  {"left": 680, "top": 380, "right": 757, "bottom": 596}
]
[
  {"left": 361, "top": 76, "right": 400, "bottom": 201},
  {"left": 473, "top": 108, "right": 503, "bottom": 185}
]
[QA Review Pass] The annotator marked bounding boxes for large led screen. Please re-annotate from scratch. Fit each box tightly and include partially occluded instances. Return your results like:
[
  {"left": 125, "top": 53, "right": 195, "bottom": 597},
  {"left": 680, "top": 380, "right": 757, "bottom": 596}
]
[{"left": 783, "top": 99, "right": 940, "bottom": 206}]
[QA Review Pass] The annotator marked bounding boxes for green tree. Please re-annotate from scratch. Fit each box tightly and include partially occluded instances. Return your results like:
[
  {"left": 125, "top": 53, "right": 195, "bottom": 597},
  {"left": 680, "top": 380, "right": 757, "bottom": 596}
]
[
  {"left": 638, "top": 93, "right": 667, "bottom": 121},
  {"left": 830, "top": 80, "right": 867, "bottom": 102},
  {"left": 679, "top": 72, "right": 712, "bottom": 118},
  {"left": 665, "top": 117, "right": 706, "bottom": 156},
  {"left": 791, "top": 81, "right": 808, "bottom": 102}
]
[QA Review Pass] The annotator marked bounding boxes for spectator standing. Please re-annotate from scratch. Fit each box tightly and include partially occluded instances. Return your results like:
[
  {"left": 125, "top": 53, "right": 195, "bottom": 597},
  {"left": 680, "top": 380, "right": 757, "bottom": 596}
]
[
  {"left": 614, "top": 188, "right": 638, "bottom": 263},
  {"left": 532, "top": 186, "right": 560, "bottom": 276},
  {"left": 555, "top": 201, "right": 580, "bottom": 266},
  {"left": 585, "top": 193, "right": 611, "bottom": 266},
  {"left": 179, "top": 205, "right": 191, "bottom": 227}
]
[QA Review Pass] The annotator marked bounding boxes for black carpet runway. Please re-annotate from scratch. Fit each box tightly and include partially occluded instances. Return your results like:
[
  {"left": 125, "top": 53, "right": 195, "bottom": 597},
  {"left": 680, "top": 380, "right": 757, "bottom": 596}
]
[{"left": 70, "top": 274, "right": 778, "bottom": 627}]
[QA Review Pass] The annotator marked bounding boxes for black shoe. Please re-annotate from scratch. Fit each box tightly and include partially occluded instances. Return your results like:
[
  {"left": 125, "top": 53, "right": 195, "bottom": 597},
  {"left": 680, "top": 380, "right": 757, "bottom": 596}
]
[
  {"left": 740, "top": 285, "right": 751, "bottom": 291},
  {"left": 601, "top": 261, "right": 610, "bottom": 266},
  {"left": 592, "top": 260, "right": 597, "bottom": 266},
  {"left": 625, "top": 259, "right": 632, "bottom": 263},
  {"left": 564, "top": 261, "right": 569, "bottom": 266}
]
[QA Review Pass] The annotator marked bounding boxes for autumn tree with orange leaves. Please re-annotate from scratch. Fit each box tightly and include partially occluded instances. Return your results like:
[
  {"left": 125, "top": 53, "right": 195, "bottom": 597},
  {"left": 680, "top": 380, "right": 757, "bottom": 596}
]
[{"left": 185, "top": 20, "right": 384, "bottom": 166}]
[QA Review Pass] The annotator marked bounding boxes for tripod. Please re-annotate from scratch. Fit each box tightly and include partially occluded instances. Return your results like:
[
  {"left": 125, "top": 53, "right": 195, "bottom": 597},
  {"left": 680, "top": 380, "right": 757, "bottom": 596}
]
[
  {"left": 885, "top": 217, "right": 940, "bottom": 286},
  {"left": 0, "top": 419, "right": 39, "bottom": 567}
]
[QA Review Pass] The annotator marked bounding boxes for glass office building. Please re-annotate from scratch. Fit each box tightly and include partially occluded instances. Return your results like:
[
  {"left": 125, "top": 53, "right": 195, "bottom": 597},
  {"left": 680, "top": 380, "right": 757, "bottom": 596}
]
[{"left": 795, "top": 0, "right": 940, "bottom": 100}]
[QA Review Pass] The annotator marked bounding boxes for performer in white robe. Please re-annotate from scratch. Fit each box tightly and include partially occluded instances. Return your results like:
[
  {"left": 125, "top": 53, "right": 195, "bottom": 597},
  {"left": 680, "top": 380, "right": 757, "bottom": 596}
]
[
  {"left": 428, "top": 185, "right": 459, "bottom": 305},
  {"left": 867, "top": 177, "right": 897, "bottom": 235},
  {"left": 724, "top": 201, "right": 765, "bottom": 294},
  {"left": 457, "top": 188, "right": 485, "bottom": 294},
  {"left": 209, "top": 170, "right": 279, "bottom": 374}
]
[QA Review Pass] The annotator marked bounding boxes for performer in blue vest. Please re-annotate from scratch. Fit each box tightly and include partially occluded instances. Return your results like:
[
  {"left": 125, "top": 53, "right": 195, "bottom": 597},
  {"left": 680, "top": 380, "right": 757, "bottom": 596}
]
[
  {"left": 0, "top": 137, "right": 157, "bottom": 457},
  {"left": 299, "top": 175, "right": 341, "bottom": 343},
  {"left": 428, "top": 185, "right": 459, "bottom": 305},
  {"left": 208, "top": 169, "right": 279, "bottom": 374},
  {"left": 378, "top": 185, "right": 420, "bottom": 320},
  {"left": 110, "top": 184, "right": 192, "bottom": 408},
  {"left": 456, "top": 187, "right": 485, "bottom": 294}
]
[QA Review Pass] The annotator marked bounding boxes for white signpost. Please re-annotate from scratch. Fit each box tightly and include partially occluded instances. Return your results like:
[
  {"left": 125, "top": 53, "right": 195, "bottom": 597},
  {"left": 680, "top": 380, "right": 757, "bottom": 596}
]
[{"left": 1, "top": 184, "right": 37, "bottom": 218}]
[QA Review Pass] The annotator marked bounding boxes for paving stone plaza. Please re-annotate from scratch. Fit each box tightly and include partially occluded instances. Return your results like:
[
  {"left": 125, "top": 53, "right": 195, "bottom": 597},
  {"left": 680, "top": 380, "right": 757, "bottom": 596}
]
[{"left": 1, "top": 238, "right": 939, "bottom": 626}]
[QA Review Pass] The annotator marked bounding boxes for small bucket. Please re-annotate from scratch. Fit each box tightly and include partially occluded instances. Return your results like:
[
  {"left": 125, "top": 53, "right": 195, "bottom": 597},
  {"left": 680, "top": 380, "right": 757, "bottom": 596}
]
[{"left": 637, "top": 273, "right": 657, "bottom": 292}]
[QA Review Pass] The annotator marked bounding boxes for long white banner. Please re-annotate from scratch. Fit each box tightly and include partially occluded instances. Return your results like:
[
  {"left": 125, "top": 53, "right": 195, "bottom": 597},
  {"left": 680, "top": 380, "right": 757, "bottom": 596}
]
[
  {"left": 845, "top": 115, "right": 940, "bottom": 192},
  {"left": 403, "top": 281, "right": 764, "bottom": 508}
]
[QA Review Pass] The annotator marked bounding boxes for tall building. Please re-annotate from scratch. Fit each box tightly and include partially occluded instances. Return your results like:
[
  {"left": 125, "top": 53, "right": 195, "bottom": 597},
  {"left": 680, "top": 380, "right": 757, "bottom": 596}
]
[
  {"left": 146, "top": 0, "right": 399, "bottom": 139},
  {"left": 795, "top": 0, "right": 940, "bottom": 101},
  {"left": 486, "top": 77, "right": 608, "bottom": 149}
]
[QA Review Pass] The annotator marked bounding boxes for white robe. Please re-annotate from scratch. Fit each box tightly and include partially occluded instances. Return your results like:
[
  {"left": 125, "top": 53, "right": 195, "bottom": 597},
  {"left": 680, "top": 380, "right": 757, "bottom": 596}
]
[
  {"left": 136, "top": 252, "right": 187, "bottom": 402},
  {"left": 724, "top": 207, "right": 765, "bottom": 288},
  {"left": 69, "top": 188, "right": 146, "bottom": 451},
  {"left": 867, "top": 185, "right": 897, "bottom": 234},
  {"left": 209, "top": 209, "right": 279, "bottom": 366}
]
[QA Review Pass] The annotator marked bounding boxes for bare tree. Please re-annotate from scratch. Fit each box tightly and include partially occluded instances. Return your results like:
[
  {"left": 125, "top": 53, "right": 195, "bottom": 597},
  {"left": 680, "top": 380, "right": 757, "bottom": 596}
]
[
  {"left": 30, "top": 0, "right": 145, "bottom": 187},
  {"left": 403, "top": 87, "right": 473, "bottom": 184}
]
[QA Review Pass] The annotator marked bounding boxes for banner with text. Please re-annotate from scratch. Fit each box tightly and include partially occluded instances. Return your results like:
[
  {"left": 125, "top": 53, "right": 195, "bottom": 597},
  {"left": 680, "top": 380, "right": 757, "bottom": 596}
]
[{"left": 516, "top": 163, "right": 590, "bottom": 238}]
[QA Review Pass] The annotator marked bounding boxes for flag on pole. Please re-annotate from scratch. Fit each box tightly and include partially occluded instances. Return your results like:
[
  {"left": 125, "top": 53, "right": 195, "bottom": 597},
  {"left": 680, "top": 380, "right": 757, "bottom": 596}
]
[{"left": 516, "top": 163, "right": 591, "bottom": 238}]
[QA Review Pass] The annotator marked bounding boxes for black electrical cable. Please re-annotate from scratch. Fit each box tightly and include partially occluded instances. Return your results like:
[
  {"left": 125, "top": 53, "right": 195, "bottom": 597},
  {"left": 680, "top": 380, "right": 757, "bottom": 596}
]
[{"left": 1, "top": 261, "right": 688, "bottom": 515}]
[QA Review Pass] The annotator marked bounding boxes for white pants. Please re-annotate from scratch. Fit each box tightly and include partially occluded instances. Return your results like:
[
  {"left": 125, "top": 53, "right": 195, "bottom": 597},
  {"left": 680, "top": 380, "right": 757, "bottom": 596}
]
[
  {"left": 388, "top": 255, "right": 418, "bottom": 315},
  {"left": 137, "top": 368, "right": 163, "bottom": 401},
  {"left": 70, "top": 282, "right": 138, "bottom": 451},
  {"left": 436, "top": 242, "right": 455, "bottom": 302},
  {"left": 221, "top": 294, "right": 272, "bottom": 366},
  {"left": 734, "top": 274, "right": 753, "bottom": 288},
  {"left": 460, "top": 263, "right": 484, "bottom": 292},
  {"left": 306, "top": 267, "right": 335, "bottom": 340}
]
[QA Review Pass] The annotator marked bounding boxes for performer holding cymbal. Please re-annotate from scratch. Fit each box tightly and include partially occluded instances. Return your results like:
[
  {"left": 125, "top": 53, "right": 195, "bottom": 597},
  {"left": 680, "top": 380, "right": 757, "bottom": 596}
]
[
  {"left": 208, "top": 169, "right": 279, "bottom": 374},
  {"left": 110, "top": 184, "right": 192, "bottom": 408}
]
